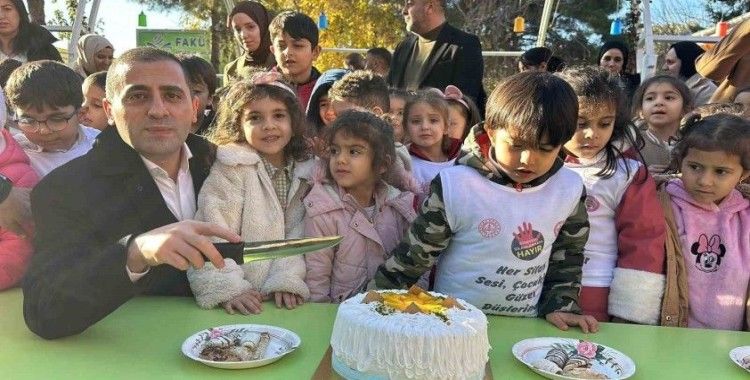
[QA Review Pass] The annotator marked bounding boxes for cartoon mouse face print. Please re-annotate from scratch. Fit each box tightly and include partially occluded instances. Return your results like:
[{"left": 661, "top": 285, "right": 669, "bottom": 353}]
[{"left": 690, "top": 234, "right": 726, "bottom": 273}]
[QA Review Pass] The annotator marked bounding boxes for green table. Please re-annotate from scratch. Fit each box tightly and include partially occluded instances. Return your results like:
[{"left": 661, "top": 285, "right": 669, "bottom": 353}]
[{"left": 1, "top": 288, "right": 748, "bottom": 379}]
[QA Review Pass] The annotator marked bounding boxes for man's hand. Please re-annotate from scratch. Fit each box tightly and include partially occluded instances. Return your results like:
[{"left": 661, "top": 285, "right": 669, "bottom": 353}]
[
  {"left": 546, "top": 312, "right": 599, "bottom": 333},
  {"left": 222, "top": 290, "right": 264, "bottom": 315},
  {"left": 126, "top": 220, "right": 242, "bottom": 273},
  {"left": 273, "top": 292, "right": 304, "bottom": 309},
  {"left": 0, "top": 187, "right": 32, "bottom": 235}
]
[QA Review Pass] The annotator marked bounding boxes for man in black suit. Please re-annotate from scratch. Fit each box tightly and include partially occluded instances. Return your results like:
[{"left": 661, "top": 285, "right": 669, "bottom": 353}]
[
  {"left": 387, "top": 0, "right": 485, "bottom": 109},
  {"left": 22, "top": 48, "right": 242, "bottom": 339}
]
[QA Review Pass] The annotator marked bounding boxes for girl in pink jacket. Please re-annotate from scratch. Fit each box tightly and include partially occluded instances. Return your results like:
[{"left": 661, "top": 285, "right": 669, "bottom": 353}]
[
  {"left": 0, "top": 128, "right": 39, "bottom": 290},
  {"left": 304, "top": 111, "right": 418, "bottom": 303},
  {"left": 664, "top": 114, "right": 750, "bottom": 330}
]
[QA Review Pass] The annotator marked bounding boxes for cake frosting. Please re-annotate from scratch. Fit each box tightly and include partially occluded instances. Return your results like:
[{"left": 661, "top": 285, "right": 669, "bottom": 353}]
[{"left": 330, "top": 287, "right": 490, "bottom": 380}]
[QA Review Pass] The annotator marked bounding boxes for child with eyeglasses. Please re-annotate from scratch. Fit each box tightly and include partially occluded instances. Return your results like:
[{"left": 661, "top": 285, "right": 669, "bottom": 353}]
[{"left": 6, "top": 61, "right": 99, "bottom": 177}]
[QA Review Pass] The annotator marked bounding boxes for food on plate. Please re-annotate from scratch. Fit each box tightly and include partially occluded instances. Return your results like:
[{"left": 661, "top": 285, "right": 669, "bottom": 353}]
[
  {"left": 199, "top": 330, "right": 271, "bottom": 362},
  {"left": 330, "top": 285, "right": 490, "bottom": 379},
  {"left": 530, "top": 342, "right": 610, "bottom": 379}
]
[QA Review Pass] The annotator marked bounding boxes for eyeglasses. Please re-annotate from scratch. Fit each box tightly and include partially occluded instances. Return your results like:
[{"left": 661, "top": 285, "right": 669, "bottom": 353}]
[{"left": 13, "top": 110, "right": 78, "bottom": 133}]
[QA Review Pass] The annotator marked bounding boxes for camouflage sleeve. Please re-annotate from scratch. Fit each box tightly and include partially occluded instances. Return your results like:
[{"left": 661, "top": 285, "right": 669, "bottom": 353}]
[
  {"left": 374, "top": 175, "right": 453, "bottom": 289},
  {"left": 537, "top": 187, "right": 590, "bottom": 316}
]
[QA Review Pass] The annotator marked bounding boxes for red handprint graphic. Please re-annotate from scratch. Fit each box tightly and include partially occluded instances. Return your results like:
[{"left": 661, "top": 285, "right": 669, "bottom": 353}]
[
  {"left": 513, "top": 222, "right": 537, "bottom": 247},
  {"left": 511, "top": 222, "right": 545, "bottom": 261}
]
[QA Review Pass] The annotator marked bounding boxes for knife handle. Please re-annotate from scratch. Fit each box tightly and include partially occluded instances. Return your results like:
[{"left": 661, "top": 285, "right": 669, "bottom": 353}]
[{"left": 213, "top": 242, "right": 245, "bottom": 264}]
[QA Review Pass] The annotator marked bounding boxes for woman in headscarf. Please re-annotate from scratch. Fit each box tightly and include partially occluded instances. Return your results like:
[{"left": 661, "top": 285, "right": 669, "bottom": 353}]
[
  {"left": 0, "top": 0, "right": 61, "bottom": 63},
  {"left": 662, "top": 41, "right": 717, "bottom": 106},
  {"left": 597, "top": 40, "right": 640, "bottom": 102},
  {"left": 73, "top": 34, "right": 114, "bottom": 78},
  {"left": 222, "top": 1, "right": 275, "bottom": 86}
]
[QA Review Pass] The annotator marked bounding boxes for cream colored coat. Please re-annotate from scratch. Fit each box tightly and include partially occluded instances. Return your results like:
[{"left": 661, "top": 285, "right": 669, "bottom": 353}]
[{"left": 187, "top": 143, "right": 316, "bottom": 309}]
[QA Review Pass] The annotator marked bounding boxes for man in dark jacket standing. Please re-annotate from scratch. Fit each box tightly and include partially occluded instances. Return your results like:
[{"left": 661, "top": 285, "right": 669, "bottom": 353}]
[
  {"left": 388, "top": 0, "right": 485, "bottom": 109},
  {"left": 22, "top": 48, "right": 241, "bottom": 339}
]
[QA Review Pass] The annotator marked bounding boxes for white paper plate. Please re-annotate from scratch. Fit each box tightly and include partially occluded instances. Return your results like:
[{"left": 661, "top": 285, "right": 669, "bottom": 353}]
[
  {"left": 729, "top": 346, "right": 750, "bottom": 373},
  {"left": 181, "top": 324, "right": 301, "bottom": 369},
  {"left": 512, "top": 337, "right": 635, "bottom": 380}
]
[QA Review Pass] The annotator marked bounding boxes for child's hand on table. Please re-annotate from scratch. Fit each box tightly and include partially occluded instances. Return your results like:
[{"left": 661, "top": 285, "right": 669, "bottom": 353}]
[
  {"left": 274, "top": 292, "right": 305, "bottom": 309},
  {"left": 222, "top": 290, "right": 264, "bottom": 315},
  {"left": 546, "top": 312, "right": 599, "bottom": 333}
]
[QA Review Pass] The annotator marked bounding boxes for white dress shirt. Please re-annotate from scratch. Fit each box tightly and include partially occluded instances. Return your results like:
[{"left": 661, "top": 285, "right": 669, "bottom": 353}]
[{"left": 127, "top": 143, "right": 196, "bottom": 282}]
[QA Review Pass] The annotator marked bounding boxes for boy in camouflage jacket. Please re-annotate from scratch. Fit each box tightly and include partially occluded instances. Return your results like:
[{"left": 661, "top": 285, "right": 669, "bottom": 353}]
[{"left": 374, "top": 72, "right": 598, "bottom": 332}]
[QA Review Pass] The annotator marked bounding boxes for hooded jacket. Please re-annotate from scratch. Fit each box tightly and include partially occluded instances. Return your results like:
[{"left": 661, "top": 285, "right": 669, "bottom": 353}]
[
  {"left": 0, "top": 128, "right": 38, "bottom": 290},
  {"left": 660, "top": 179, "right": 750, "bottom": 330},
  {"left": 303, "top": 164, "right": 417, "bottom": 303},
  {"left": 305, "top": 69, "right": 348, "bottom": 133},
  {"left": 374, "top": 124, "right": 590, "bottom": 316}
]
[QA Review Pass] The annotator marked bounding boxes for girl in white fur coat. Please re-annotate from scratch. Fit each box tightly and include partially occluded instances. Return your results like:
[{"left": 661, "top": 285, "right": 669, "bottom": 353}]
[{"left": 187, "top": 76, "right": 315, "bottom": 314}]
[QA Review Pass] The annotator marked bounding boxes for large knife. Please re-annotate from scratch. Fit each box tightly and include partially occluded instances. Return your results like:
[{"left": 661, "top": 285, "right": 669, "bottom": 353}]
[{"left": 214, "top": 236, "right": 342, "bottom": 264}]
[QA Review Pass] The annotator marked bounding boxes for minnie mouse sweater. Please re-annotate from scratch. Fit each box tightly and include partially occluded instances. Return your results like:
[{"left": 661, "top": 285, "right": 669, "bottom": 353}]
[{"left": 667, "top": 179, "right": 750, "bottom": 330}]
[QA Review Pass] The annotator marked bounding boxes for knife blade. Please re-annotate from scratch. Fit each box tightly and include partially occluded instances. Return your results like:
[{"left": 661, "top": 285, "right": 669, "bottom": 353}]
[{"left": 213, "top": 236, "right": 343, "bottom": 264}]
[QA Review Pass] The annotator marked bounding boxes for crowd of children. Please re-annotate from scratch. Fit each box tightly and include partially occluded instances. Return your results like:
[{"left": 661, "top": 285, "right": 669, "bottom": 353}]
[{"left": 1, "top": 1, "right": 750, "bottom": 336}]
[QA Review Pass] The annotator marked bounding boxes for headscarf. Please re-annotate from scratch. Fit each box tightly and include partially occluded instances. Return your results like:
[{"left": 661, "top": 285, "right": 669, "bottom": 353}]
[
  {"left": 669, "top": 41, "right": 705, "bottom": 79},
  {"left": 227, "top": 1, "right": 273, "bottom": 65},
  {"left": 75, "top": 34, "right": 113, "bottom": 76},
  {"left": 597, "top": 40, "right": 630, "bottom": 75}
]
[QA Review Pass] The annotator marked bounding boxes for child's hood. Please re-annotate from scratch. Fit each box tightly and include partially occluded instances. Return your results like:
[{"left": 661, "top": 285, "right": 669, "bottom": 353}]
[
  {"left": 310, "top": 154, "right": 420, "bottom": 195},
  {"left": 0, "top": 128, "right": 38, "bottom": 186},
  {"left": 306, "top": 161, "right": 416, "bottom": 219},
  {"left": 408, "top": 137, "right": 463, "bottom": 161},
  {"left": 305, "top": 69, "right": 347, "bottom": 124},
  {"left": 666, "top": 178, "right": 749, "bottom": 214},
  {"left": 457, "top": 123, "right": 565, "bottom": 189},
  {"left": 216, "top": 143, "right": 263, "bottom": 166},
  {"left": 215, "top": 142, "right": 316, "bottom": 180}
]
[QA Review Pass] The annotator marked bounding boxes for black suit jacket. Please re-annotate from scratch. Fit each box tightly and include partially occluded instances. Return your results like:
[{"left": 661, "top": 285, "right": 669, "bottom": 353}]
[
  {"left": 23, "top": 127, "right": 216, "bottom": 339},
  {"left": 388, "top": 23, "right": 486, "bottom": 110}
]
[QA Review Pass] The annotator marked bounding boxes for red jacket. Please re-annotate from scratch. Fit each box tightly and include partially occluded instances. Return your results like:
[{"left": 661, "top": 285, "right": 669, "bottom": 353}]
[{"left": 0, "top": 128, "right": 39, "bottom": 290}]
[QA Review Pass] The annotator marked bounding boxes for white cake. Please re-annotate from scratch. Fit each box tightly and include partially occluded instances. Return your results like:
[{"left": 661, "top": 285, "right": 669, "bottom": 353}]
[{"left": 330, "top": 287, "right": 491, "bottom": 380}]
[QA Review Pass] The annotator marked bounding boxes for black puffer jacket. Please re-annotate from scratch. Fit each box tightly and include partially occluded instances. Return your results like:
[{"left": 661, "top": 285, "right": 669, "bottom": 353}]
[{"left": 21, "top": 24, "right": 62, "bottom": 62}]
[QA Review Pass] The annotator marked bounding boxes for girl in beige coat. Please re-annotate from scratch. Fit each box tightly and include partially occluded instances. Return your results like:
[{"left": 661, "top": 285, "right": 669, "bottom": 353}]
[{"left": 188, "top": 77, "right": 315, "bottom": 314}]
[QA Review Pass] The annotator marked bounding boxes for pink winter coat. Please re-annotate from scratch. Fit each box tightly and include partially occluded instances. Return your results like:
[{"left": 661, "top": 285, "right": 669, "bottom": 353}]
[
  {"left": 303, "top": 179, "right": 417, "bottom": 303},
  {"left": 0, "top": 128, "right": 39, "bottom": 290}
]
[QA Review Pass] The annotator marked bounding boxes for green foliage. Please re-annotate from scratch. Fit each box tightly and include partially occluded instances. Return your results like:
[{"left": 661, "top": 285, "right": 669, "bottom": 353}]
[
  {"left": 262, "top": 0, "right": 404, "bottom": 71},
  {"left": 705, "top": 0, "right": 750, "bottom": 22},
  {"left": 50, "top": 0, "right": 101, "bottom": 40}
]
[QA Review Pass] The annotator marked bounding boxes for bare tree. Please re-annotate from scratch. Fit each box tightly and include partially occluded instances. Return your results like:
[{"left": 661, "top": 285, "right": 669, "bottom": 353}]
[{"left": 28, "top": 0, "right": 46, "bottom": 25}]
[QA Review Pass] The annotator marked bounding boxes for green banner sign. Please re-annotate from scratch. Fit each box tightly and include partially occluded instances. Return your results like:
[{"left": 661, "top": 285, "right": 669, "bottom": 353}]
[{"left": 136, "top": 29, "right": 210, "bottom": 59}]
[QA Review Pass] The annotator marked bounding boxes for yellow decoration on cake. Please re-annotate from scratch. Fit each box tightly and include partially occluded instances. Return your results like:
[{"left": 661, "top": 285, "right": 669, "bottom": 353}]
[{"left": 363, "top": 286, "right": 464, "bottom": 318}]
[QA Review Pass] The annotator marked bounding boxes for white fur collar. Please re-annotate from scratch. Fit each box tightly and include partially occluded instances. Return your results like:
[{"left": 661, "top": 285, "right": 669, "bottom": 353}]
[{"left": 215, "top": 142, "right": 317, "bottom": 182}]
